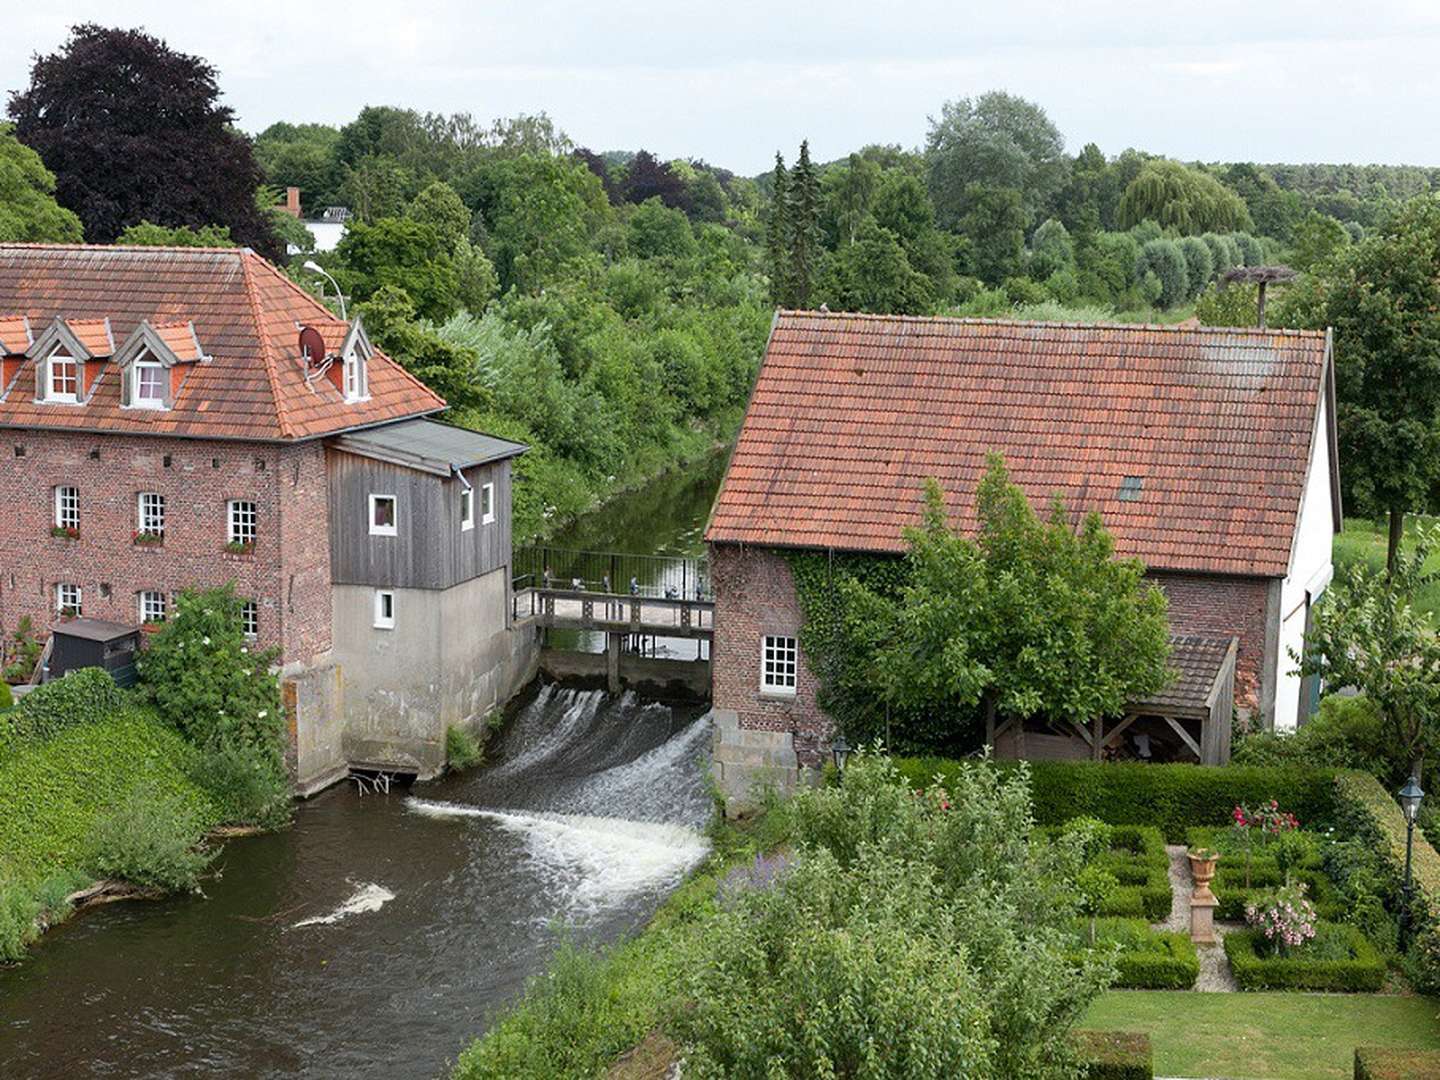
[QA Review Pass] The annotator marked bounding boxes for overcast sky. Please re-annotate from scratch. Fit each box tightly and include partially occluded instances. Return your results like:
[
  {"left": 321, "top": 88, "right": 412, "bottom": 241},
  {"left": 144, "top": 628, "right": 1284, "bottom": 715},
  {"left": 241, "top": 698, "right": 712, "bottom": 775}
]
[{"left": 5, "top": 2, "right": 1439, "bottom": 174}]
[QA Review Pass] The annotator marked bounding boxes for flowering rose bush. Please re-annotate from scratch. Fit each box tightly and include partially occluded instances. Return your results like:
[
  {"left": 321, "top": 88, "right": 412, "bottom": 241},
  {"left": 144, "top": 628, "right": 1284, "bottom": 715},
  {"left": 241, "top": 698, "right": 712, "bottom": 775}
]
[
  {"left": 1230, "top": 799, "right": 1300, "bottom": 887},
  {"left": 1245, "top": 881, "right": 1318, "bottom": 953}
]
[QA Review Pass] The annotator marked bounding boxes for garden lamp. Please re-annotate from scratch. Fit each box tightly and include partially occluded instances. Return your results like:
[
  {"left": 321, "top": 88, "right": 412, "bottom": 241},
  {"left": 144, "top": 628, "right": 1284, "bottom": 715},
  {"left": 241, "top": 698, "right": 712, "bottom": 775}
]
[
  {"left": 303, "top": 260, "right": 347, "bottom": 321},
  {"left": 1399, "top": 775, "right": 1425, "bottom": 951},
  {"left": 831, "top": 734, "right": 853, "bottom": 780}
]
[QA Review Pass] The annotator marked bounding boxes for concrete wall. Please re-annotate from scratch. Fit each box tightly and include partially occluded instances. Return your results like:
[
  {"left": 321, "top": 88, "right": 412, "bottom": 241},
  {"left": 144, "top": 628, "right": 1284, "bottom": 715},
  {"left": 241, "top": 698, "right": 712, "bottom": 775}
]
[
  {"left": 331, "top": 567, "right": 538, "bottom": 777},
  {"left": 285, "top": 661, "right": 346, "bottom": 795}
]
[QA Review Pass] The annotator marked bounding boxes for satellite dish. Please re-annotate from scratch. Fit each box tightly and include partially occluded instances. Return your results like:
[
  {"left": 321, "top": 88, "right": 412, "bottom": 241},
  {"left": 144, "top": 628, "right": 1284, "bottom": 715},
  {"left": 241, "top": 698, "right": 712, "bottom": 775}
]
[{"left": 298, "top": 325, "right": 326, "bottom": 366}]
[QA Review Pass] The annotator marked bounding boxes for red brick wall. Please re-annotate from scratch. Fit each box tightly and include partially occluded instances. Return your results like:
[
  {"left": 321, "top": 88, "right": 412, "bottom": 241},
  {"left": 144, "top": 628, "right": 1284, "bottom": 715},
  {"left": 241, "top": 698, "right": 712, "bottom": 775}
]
[
  {"left": 0, "top": 429, "right": 331, "bottom": 667},
  {"left": 710, "top": 544, "right": 831, "bottom": 766},
  {"left": 1146, "top": 570, "right": 1272, "bottom": 712}
]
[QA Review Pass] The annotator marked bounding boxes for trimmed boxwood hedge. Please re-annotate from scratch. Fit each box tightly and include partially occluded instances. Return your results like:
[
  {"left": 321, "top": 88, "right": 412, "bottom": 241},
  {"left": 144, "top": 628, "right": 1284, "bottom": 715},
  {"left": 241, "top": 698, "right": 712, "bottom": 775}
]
[
  {"left": 1335, "top": 771, "right": 1440, "bottom": 931},
  {"left": 1072, "top": 1030, "right": 1152, "bottom": 1079},
  {"left": 1093, "top": 826, "right": 1173, "bottom": 921},
  {"left": 894, "top": 757, "right": 1339, "bottom": 841},
  {"left": 1072, "top": 919, "right": 1198, "bottom": 990},
  {"left": 1355, "top": 1046, "right": 1440, "bottom": 1079},
  {"left": 1223, "top": 922, "right": 1385, "bottom": 991}
]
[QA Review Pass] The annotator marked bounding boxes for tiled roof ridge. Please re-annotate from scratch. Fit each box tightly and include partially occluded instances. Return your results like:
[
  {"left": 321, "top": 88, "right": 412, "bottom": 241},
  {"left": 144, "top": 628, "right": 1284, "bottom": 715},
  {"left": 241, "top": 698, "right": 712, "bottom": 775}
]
[
  {"left": 243, "top": 253, "right": 445, "bottom": 407},
  {"left": 779, "top": 308, "right": 1329, "bottom": 340},
  {"left": 238, "top": 250, "right": 294, "bottom": 440},
  {"left": 0, "top": 243, "right": 248, "bottom": 256}
]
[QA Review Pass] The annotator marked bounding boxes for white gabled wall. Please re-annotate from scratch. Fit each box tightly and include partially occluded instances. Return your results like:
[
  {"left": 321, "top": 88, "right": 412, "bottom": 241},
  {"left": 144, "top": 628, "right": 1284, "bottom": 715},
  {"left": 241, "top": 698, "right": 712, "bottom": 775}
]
[{"left": 1274, "top": 390, "right": 1337, "bottom": 732}]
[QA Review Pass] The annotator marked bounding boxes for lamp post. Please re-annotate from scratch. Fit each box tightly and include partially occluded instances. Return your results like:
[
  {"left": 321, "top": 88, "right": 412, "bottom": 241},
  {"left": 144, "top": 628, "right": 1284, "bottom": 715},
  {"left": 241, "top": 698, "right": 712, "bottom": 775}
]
[
  {"left": 303, "top": 260, "right": 347, "bottom": 321},
  {"left": 831, "top": 734, "right": 853, "bottom": 783},
  {"left": 1399, "top": 775, "right": 1425, "bottom": 952}
]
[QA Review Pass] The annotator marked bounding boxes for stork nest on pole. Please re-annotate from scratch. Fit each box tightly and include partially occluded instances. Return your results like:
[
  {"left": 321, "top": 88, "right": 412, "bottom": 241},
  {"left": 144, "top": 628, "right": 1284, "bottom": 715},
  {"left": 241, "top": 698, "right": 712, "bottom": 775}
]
[{"left": 1221, "top": 265, "right": 1298, "bottom": 286}]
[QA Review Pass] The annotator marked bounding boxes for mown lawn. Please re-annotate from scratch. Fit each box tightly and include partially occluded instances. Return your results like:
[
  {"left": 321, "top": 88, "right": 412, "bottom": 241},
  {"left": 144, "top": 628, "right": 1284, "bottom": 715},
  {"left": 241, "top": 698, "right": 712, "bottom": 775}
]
[
  {"left": 1083, "top": 990, "right": 1440, "bottom": 1080},
  {"left": 1333, "top": 514, "right": 1440, "bottom": 617}
]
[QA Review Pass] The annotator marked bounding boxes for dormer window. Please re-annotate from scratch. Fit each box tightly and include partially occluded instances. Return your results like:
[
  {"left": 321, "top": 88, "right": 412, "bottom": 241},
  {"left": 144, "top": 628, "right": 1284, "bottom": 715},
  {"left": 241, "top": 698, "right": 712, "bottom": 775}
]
[
  {"left": 133, "top": 361, "right": 165, "bottom": 408},
  {"left": 343, "top": 351, "right": 367, "bottom": 402},
  {"left": 47, "top": 354, "right": 78, "bottom": 402}
]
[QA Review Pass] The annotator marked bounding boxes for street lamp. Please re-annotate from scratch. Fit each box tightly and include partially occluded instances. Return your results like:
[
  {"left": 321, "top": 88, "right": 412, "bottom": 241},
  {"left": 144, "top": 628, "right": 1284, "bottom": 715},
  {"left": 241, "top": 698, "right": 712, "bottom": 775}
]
[
  {"left": 303, "top": 260, "right": 347, "bottom": 321},
  {"left": 831, "top": 734, "right": 853, "bottom": 782},
  {"left": 1399, "top": 775, "right": 1425, "bottom": 951}
]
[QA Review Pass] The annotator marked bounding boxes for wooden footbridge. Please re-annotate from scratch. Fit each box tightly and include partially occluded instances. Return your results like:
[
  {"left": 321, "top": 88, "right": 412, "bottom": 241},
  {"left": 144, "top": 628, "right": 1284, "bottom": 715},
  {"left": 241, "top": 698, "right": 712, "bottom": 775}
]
[{"left": 511, "top": 546, "right": 714, "bottom": 695}]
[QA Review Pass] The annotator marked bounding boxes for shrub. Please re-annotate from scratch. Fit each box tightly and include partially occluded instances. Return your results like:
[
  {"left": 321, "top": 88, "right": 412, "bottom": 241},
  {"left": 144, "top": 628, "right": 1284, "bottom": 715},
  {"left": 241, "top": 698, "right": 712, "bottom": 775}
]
[
  {"left": 1072, "top": 1031, "right": 1152, "bottom": 1080},
  {"left": 1088, "top": 826, "right": 1172, "bottom": 920},
  {"left": 1, "top": 667, "right": 124, "bottom": 750},
  {"left": 1404, "top": 922, "right": 1440, "bottom": 994},
  {"left": 1355, "top": 1047, "right": 1440, "bottom": 1080},
  {"left": 1223, "top": 922, "right": 1384, "bottom": 991},
  {"left": 1, "top": 615, "right": 43, "bottom": 683},
  {"left": 446, "top": 725, "right": 484, "bottom": 771},
  {"left": 1177, "top": 235, "right": 1214, "bottom": 297},
  {"left": 1333, "top": 770, "right": 1440, "bottom": 933},
  {"left": 188, "top": 743, "right": 291, "bottom": 829},
  {"left": 1233, "top": 695, "right": 1396, "bottom": 780},
  {"left": 1134, "top": 239, "right": 1188, "bottom": 308},
  {"left": 1245, "top": 880, "right": 1318, "bottom": 950},
  {"left": 0, "top": 681, "right": 11, "bottom": 712},
  {"left": 83, "top": 784, "right": 214, "bottom": 892},
  {"left": 893, "top": 757, "right": 1339, "bottom": 841},
  {"left": 0, "top": 869, "right": 85, "bottom": 963},
  {"left": 1071, "top": 919, "right": 1197, "bottom": 990}
]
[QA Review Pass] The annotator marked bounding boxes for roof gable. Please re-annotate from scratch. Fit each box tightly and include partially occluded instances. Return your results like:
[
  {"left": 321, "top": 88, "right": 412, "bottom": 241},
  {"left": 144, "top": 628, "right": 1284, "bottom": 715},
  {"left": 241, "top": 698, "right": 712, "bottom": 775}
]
[
  {"left": 0, "top": 245, "right": 445, "bottom": 441},
  {"left": 705, "top": 311, "right": 1334, "bottom": 578}
]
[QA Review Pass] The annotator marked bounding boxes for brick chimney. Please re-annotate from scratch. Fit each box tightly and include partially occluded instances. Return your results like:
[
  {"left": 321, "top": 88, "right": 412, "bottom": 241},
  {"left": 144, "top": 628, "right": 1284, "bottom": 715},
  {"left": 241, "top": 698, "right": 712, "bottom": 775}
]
[{"left": 281, "top": 187, "right": 302, "bottom": 218}]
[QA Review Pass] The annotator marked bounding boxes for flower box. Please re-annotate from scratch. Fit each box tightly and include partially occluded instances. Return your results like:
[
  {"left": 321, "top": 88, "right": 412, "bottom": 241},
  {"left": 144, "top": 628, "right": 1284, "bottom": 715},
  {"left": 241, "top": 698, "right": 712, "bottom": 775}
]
[
  {"left": 132, "top": 531, "right": 164, "bottom": 546},
  {"left": 49, "top": 525, "right": 79, "bottom": 540},
  {"left": 223, "top": 541, "right": 255, "bottom": 556}
]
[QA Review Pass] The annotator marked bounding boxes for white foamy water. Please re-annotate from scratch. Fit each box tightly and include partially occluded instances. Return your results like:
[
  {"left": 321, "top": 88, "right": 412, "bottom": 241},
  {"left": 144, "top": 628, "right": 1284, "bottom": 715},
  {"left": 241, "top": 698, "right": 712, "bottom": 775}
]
[
  {"left": 484, "top": 685, "right": 609, "bottom": 778},
  {"left": 558, "top": 714, "right": 712, "bottom": 826},
  {"left": 292, "top": 883, "right": 396, "bottom": 928},
  {"left": 407, "top": 800, "right": 710, "bottom": 918}
]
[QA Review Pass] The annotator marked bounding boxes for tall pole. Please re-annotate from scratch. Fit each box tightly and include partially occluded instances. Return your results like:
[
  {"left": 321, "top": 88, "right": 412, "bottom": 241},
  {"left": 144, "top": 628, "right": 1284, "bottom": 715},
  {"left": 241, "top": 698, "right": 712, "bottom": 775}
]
[{"left": 1402, "top": 814, "right": 1417, "bottom": 951}]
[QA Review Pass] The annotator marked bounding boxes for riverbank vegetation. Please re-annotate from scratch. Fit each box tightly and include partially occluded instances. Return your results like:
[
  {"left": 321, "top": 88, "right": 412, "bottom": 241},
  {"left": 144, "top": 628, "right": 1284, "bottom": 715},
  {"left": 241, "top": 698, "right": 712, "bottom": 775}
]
[{"left": 0, "top": 586, "right": 290, "bottom": 962}]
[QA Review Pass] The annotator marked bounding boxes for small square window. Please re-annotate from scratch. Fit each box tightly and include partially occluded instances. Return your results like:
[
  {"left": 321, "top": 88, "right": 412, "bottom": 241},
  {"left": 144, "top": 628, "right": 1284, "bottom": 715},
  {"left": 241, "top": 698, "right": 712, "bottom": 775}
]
[
  {"left": 56, "top": 583, "right": 82, "bottom": 616},
  {"left": 54, "top": 485, "right": 79, "bottom": 531},
  {"left": 241, "top": 599, "right": 258, "bottom": 638},
  {"left": 460, "top": 486, "right": 474, "bottom": 532},
  {"left": 1118, "top": 475, "right": 1144, "bottom": 502},
  {"left": 133, "top": 362, "right": 165, "bottom": 408},
  {"left": 369, "top": 494, "right": 397, "bottom": 536},
  {"left": 47, "top": 355, "right": 78, "bottom": 402},
  {"left": 761, "top": 634, "right": 798, "bottom": 695},
  {"left": 228, "top": 500, "right": 257, "bottom": 545},
  {"left": 480, "top": 482, "right": 495, "bottom": 525},
  {"left": 373, "top": 589, "right": 395, "bottom": 629},
  {"left": 139, "top": 590, "right": 167, "bottom": 623}
]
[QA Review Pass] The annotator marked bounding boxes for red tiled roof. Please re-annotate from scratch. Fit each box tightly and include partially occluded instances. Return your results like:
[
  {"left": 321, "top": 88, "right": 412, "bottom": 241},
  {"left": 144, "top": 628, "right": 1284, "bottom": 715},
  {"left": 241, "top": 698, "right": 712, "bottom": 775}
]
[
  {"left": 152, "top": 320, "right": 204, "bottom": 362},
  {"left": 706, "top": 311, "right": 1334, "bottom": 577},
  {"left": 0, "top": 245, "right": 444, "bottom": 441},
  {"left": 0, "top": 315, "right": 30, "bottom": 355},
  {"left": 65, "top": 317, "right": 115, "bottom": 357}
]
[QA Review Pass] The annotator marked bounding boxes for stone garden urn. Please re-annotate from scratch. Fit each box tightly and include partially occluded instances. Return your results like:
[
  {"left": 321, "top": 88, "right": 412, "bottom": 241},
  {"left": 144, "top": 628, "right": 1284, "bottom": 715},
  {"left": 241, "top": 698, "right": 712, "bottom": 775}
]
[{"left": 1187, "top": 848, "right": 1220, "bottom": 945}]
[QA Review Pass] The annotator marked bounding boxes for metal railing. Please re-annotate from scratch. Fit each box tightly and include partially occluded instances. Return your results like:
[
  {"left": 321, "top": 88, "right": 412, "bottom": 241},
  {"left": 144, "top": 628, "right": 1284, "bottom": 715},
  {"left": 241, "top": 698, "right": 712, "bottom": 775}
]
[{"left": 512, "top": 545, "right": 710, "bottom": 602}]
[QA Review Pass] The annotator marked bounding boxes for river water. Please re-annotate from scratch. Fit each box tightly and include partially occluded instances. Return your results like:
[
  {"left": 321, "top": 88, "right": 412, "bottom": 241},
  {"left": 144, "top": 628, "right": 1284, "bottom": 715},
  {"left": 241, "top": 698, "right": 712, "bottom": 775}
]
[{"left": 0, "top": 453, "right": 728, "bottom": 1079}]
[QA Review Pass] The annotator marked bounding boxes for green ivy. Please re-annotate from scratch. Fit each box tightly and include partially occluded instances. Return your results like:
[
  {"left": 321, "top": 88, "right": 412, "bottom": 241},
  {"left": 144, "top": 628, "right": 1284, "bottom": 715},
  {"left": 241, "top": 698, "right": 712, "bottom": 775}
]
[{"left": 0, "top": 667, "right": 124, "bottom": 752}]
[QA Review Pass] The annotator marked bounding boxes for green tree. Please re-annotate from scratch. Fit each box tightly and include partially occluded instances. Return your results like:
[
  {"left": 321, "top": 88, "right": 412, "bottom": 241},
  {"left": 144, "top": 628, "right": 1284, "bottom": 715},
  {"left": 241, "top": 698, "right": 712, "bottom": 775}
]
[
  {"left": 786, "top": 140, "right": 823, "bottom": 308},
  {"left": 959, "top": 185, "right": 1026, "bottom": 284},
  {"left": 0, "top": 123, "right": 83, "bottom": 242},
  {"left": 1289, "top": 211, "right": 1350, "bottom": 272},
  {"left": 925, "top": 91, "right": 1066, "bottom": 229},
  {"left": 1178, "top": 234, "right": 1214, "bottom": 297},
  {"left": 819, "top": 220, "right": 932, "bottom": 315},
  {"left": 335, "top": 217, "right": 458, "bottom": 321},
  {"left": 1200, "top": 231, "right": 1240, "bottom": 275},
  {"left": 253, "top": 121, "right": 342, "bottom": 212},
  {"left": 1230, "top": 231, "right": 1264, "bottom": 266},
  {"left": 1296, "top": 526, "right": 1440, "bottom": 780},
  {"left": 1029, "top": 218, "right": 1075, "bottom": 280},
  {"left": 1135, "top": 238, "right": 1189, "bottom": 308},
  {"left": 1118, "top": 160, "right": 1252, "bottom": 235},
  {"left": 339, "top": 154, "right": 417, "bottom": 223},
  {"left": 765, "top": 152, "right": 790, "bottom": 306},
  {"left": 116, "top": 221, "right": 234, "bottom": 246},
  {"left": 1306, "top": 197, "right": 1440, "bottom": 566},
  {"left": 1194, "top": 281, "right": 1260, "bottom": 327},
  {"left": 627, "top": 197, "right": 698, "bottom": 261},
  {"left": 406, "top": 180, "right": 470, "bottom": 251}
]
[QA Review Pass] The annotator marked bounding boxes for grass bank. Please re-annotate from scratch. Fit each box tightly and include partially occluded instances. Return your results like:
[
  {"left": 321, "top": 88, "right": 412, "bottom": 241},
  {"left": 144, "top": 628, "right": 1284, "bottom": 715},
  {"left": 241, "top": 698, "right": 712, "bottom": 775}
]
[
  {"left": 1333, "top": 514, "right": 1440, "bottom": 617},
  {"left": 0, "top": 704, "right": 221, "bottom": 961},
  {"left": 1084, "top": 990, "right": 1440, "bottom": 1080},
  {"left": 451, "top": 805, "right": 790, "bottom": 1079}
]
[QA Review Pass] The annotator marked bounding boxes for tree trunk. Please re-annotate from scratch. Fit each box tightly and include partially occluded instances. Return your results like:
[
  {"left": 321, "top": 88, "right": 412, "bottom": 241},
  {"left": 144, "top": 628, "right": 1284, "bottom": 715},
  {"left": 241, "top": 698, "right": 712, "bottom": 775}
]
[
  {"left": 1388, "top": 507, "right": 1406, "bottom": 576},
  {"left": 1412, "top": 755, "right": 1424, "bottom": 788}
]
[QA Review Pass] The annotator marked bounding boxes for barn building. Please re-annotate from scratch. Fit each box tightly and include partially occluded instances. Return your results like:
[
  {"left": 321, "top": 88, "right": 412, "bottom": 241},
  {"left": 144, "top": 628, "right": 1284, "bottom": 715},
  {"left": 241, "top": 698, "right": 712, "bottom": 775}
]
[{"left": 705, "top": 311, "right": 1340, "bottom": 805}]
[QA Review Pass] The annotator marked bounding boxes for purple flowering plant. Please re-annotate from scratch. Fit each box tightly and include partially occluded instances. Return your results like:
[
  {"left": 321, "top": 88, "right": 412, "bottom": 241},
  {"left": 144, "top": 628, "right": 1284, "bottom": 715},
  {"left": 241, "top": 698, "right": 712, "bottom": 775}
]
[{"left": 1245, "top": 880, "right": 1317, "bottom": 954}]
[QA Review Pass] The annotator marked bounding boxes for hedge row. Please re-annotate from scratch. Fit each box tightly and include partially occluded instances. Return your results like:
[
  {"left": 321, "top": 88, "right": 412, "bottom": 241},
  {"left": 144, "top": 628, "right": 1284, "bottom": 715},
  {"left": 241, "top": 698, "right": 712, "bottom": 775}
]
[
  {"left": 1224, "top": 923, "right": 1385, "bottom": 992},
  {"left": 894, "top": 758, "right": 1339, "bottom": 841},
  {"left": 1072, "top": 1030, "right": 1152, "bottom": 1079},
  {"left": 1071, "top": 919, "right": 1198, "bottom": 990},
  {"left": 1094, "top": 827, "right": 1173, "bottom": 921},
  {"left": 1355, "top": 1047, "right": 1440, "bottom": 1079},
  {"left": 0, "top": 668, "right": 124, "bottom": 754},
  {"left": 1334, "top": 770, "right": 1440, "bottom": 931}
]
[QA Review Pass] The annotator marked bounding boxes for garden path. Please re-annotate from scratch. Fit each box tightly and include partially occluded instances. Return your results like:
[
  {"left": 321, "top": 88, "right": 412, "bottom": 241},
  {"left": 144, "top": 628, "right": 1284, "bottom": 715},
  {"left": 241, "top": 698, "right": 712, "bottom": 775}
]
[{"left": 1158, "top": 845, "right": 1238, "bottom": 992}]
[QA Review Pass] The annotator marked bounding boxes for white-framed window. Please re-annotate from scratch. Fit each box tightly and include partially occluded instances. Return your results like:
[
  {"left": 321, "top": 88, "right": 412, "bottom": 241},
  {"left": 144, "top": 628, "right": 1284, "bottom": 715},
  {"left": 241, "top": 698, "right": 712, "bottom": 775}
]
[
  {"left": 56, "top": 582, "right": 82, "bottom": 615},
  {"left": 54, "top": 485, "right": 79, "bottom": 531},
  {"left": 760, "top": 634, "right": 799, "bottom": 695},
  {"left": 460, "top": 486, "right": 474, "bottom": 531},
  {"left": 369, "top": 494, "right": 397, "bottom": 536},
  {"left": 137, "top": 492, "right": 165, "bottom": 536},
  {"left": 373, "top": 589, "right": 395, "bottom": 629},
  {"left": 480, "top": 482, "right": 495, "bottom": 525},
  {"left": 46, "top": 354, "right": 78, "bottom": 402},
  {"left": 132, "top": 361, "right": 165, "bottom": 408},
  {"left": 240, "top": 599, "right": 258, "bottom": 638},
  {"left": 228, "top": 499, "right": 257, "bottom": 545},
  {"left": 343, "top": 352, "right": 367, "bottom": 402},
  {"left": 139, "top": 590, "right": 167, "bottom": 623}
]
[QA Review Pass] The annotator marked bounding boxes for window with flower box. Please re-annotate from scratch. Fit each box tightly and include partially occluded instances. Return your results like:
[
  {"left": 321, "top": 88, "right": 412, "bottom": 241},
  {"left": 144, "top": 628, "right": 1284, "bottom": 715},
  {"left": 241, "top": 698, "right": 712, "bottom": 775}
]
[
  {"left": 136, "top": 492, "right": 165, "bottom": 542},
  {"left": 227, "top": 500, "right": 256, "bottom": 549},
  {"left": 53, "top": 485, "right": 79, "bottom": 536},
  {"left": 139, "top": 591, "right": 167, "bottom": 623},
  {"left": 56, "top": 582, "right": 82, "bottom": 615}
]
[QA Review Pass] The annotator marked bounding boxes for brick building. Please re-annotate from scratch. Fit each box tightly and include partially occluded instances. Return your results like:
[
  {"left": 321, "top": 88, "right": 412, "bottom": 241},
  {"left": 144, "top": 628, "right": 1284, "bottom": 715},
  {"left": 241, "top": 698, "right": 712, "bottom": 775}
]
[
  {"left": 705, "top": 312, "right": 1340, "bottom": 804},
  {"left": 0, "top": 245, "right": 536, "bottom": 791}
]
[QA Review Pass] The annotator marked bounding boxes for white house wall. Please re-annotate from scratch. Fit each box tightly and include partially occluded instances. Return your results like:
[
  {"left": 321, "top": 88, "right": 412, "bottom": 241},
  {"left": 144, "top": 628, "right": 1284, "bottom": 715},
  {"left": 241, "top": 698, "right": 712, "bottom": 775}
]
[{"left": 1275, "top": 391, "right": 1337, "bottom": 732}]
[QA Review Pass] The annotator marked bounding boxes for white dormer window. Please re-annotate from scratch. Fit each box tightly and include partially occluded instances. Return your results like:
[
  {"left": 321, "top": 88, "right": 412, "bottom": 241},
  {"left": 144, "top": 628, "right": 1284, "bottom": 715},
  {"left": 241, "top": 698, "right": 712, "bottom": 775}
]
[
  {"left": 47, "top": 354, "right": 78, "bottom": 402},
  {"left": 343, "top": 349, "right": 368, "bottom": 402},
  {"left": 133, "top": 361, "right": 165, "bottom": 408}
]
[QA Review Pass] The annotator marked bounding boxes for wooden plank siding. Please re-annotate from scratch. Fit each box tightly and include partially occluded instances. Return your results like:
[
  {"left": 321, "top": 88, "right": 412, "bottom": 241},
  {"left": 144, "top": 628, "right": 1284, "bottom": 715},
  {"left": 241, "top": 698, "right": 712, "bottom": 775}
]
[{"left": 327, "top": 448, "right": 511, "bottom": 590}]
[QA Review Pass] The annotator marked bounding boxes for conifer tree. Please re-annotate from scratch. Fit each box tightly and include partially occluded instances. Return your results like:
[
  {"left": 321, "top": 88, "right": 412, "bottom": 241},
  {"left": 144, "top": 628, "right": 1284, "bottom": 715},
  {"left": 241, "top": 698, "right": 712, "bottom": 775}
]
[
  {"left": 786, "top": 140, "right": 823, "bottom": 309},
  {"left": 766, "top": 152, "right": 790, "bottom": 306}
]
